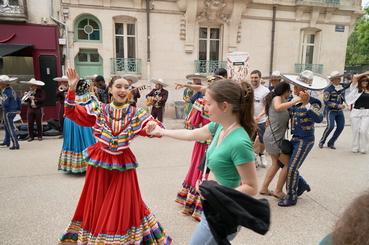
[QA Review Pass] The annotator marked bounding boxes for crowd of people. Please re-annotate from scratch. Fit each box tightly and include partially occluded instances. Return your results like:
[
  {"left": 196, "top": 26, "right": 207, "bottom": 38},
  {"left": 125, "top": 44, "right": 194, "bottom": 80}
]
[{"left": 0, "top": 67, "right": 369, "bottom": 244}]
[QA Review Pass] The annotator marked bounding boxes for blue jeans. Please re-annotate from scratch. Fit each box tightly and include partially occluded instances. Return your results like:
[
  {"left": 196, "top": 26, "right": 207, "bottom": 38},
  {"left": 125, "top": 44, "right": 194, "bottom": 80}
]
[
  {"left": 189, "top": 214, "right": 238, "bottom": 245},
  {"left": 319, "top": 110, "right": 345, "bottom": 146}
]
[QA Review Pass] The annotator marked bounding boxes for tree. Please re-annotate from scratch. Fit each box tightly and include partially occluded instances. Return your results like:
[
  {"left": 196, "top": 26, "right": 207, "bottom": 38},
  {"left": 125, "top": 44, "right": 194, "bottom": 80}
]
[{"left": 346, "top": 7, "right": 369, "bottom": 66}]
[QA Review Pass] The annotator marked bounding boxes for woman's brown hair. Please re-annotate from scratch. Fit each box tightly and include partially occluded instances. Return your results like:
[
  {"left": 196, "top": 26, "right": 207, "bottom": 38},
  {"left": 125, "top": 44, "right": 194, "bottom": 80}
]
[
  {"left": 331, "top": 190, "right": 369, "bottom": 245},
  {"left": 207, "top": 79, "right": 256, "bottom": 137},
  {"left": 357, "top": 75, "right": 369, "bottom": 93}
]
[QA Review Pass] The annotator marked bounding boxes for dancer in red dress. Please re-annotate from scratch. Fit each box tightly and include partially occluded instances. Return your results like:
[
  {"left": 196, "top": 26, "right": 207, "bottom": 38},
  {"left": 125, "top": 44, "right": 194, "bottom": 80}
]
[
  {"left": 175, "top": 98, "right": 210, "bottom": 221},
  {"left": 59, "top": 69, "right": 171, "bottom": 244}
]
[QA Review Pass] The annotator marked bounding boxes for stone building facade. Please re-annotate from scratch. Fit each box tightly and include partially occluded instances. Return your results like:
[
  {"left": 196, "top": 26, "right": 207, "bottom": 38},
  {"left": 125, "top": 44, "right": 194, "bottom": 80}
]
[{"left": 59, "top": 0, "right": 362, "bottom": 82}]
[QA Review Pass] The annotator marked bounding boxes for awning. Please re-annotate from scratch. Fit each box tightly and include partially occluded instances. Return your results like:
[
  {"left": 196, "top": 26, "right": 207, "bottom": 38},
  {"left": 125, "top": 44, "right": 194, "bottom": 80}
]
[{"left": 0, "top": 44, "right": 33, "bottom": 57}]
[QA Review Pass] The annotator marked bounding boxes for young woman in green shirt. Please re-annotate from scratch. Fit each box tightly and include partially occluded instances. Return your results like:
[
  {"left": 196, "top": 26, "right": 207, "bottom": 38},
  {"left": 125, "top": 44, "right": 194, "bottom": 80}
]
[{"left": 148, "top": 79, "right": 258, "bottom": 244}]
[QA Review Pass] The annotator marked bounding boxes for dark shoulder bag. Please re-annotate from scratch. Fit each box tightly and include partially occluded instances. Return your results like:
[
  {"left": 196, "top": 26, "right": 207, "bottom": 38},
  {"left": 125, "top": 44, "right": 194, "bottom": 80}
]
[{"left": 268, "top": 118, "right": 293, "bottom": 155}]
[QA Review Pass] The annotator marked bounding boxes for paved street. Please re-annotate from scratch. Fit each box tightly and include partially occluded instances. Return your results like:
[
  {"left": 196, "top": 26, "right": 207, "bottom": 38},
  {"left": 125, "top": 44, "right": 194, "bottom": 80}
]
[{"left": 0, "top": 119, "right": 368, "bottom": 245}]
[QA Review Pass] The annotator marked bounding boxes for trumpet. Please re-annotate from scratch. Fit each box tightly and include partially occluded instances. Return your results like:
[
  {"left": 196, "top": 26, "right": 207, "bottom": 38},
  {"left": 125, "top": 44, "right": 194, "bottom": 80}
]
[
  {"left": 58, "top": 84, "right": 68, "bottom": 92},
  {"left": 21, "top": 90, "right": 36, "bottom": 107}
]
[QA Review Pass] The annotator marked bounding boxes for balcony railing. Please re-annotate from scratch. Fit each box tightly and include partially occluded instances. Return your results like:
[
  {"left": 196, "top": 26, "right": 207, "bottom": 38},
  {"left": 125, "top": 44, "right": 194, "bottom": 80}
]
[
  {"left": 295, "top": 64, "right": 324, "bottom": 74},
  {"left": 194, "top": 60, "right": 227, "bottom": 74},
  {"left": 111, "top": 58, "right": 141, "bottom": 74},
  {"left": 295, "top": 0, "right": 340, "bottom": 6}
]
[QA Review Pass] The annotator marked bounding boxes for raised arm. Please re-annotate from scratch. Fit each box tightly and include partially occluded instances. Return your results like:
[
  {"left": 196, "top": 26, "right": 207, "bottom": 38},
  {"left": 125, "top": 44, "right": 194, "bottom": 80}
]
[
  {"left": 352, "top": 71, "right": 369, "bottom": 86},
  {"left": 64, "top": 68, "right": 96, "bottom": 127},
  {"left": 273, "top": 96, "right": 302, "bottom": 112}
]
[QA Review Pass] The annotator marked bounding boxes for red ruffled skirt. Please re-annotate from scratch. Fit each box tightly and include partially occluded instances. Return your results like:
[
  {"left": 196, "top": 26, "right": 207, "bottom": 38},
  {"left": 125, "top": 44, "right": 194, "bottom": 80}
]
[
  {"left": 59, "top": 144, "right": 171, "bottom": 244},
  {"left": 175, "top": 142, "right": 208, "bottom": 221}
]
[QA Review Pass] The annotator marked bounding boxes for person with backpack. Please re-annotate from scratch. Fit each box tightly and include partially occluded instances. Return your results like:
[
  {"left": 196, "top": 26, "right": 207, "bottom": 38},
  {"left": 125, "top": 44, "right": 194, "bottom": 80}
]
[{"left": 0, "top": 75, "right": 21, "bottom": 150}]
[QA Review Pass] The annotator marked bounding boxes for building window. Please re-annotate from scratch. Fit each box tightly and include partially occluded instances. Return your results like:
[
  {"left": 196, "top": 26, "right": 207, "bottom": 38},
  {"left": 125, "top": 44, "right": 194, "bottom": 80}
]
[
  {"left": 301, "top": 33, "right": 316, "bottom": 65},
  {"left": 196, "top": 27, "right": 224, "bottom": 74},
  {"left": 75, "top": 16, "right": 101, "bottom": 41},
  {"left": 199, "top": 27, "right": 220, "bottom": 61},
  {"left": 77, "top": 50, "right": 101, "bottom": 63},
  {"left": 115, "top": 23, "right": 136, "bottom": 59}
]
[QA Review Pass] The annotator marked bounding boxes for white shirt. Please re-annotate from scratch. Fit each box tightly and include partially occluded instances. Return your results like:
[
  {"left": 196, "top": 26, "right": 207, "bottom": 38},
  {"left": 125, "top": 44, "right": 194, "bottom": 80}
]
[{"left": 253, "top": 85, "right": 270, "bottom": 124}]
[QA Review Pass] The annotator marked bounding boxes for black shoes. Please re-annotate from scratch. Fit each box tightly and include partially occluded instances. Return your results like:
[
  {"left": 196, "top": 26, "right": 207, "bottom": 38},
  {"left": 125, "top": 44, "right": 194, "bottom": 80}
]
[
  {"left": 328, "top": 145, "right": 336, "bottom": 150},
  {"left": 278, "top": 197, "right": 297, "bottom": 207},
  {"left": 297, "top": 183, "right": 311, "bottom": 197},
  {"left": 27, "top": 138, "right": 34, "bottom": 142},
  {"left": 9, "top": 146, "right": 20, "bottom": 150},
  {"left": 318, "top": 142, "right": 323, "bottom": 149},
  {"left": 0, "top": 142, "right": 10, "bottom": 147}
]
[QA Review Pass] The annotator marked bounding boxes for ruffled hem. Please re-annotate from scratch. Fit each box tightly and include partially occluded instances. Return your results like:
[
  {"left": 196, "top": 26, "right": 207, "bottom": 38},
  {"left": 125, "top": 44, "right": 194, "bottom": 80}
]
[
  {"left": 82, "top": 144, "right": 139, "bottom": 172},
  {"left": 58, "top": 150, "right": 87, "bottom": 174},
  {"left": 59, "top": 213, "right": 172, "bottom": 245},
  {"left": 175, "top": 184, "right": 203, "bottom": 222}
]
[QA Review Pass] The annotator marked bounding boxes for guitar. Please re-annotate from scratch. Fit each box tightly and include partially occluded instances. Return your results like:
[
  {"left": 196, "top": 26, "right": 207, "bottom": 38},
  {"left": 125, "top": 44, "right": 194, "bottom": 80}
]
[{"left": 127, "top": 85, "right": 146, "bottom": 103}]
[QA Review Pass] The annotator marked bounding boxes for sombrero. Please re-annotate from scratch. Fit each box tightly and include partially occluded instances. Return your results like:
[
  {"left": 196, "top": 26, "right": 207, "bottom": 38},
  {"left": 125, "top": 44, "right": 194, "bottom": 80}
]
[
  {"left": 53, "top": 75, "right": 68, "bottom": 82},
  {"left": 271, "top": 71, "right": 282, "bottom": 79},
  {"left": 0, "top": 75, "right": 18, "bottom": 83},
  {"left": 20, "top": 78, "right": 45, "bottom": 86},
  {"left": 122, "top": 75, "right": 139, "bottom": 84},
  {"left": 282, "top": 70, "right": 329, "bottom": 91},
  {"left": 85, "top": 74, "right": 98, "bottom": 80},
  {"left": 185, "top": 73, "right": 207, "bottom": 81},
  {"left": 151, "top": 78, "right": 168, "bottom": 87},
  {"left": 206, "top": 75, "right": 223, "bottom": 83},
  {"left": 328, "top": 71, "right": 344, "bottom": 80}
]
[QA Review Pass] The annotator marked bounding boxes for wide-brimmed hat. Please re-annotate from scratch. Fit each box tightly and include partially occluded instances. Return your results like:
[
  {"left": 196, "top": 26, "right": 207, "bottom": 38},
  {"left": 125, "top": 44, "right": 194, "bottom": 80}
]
[
  {"left": 151, "top": 78, "right": 168, "bottom": 87},
  {"left": 206, "top": 75, "right": 224, "bottom": 82},
  {"left": 20, "top": 78, "right": 45, "bottom": 86},
  {"left": 53, "top": 75, "right": 68, "bottom": 82},
  {"left": 185, "top": 73, "right": 207, "bottom": 81},
  {"left": 328, "top": 71, "right": 344, "bottom": 80},
  {"left": 282, "top": 70, "right": 329, "bottom": 91},
  {"left": 122, "top": 75, "right": 139, "bottom": 84},
  {"left": 85, "top": 74, "right": 98, "bottom": 80},
  {"left": 271, "top": 71, "right": 282, "bottom": 79},
  {"left": 0, "top": 75, "right": 18, "bottom": 83}
]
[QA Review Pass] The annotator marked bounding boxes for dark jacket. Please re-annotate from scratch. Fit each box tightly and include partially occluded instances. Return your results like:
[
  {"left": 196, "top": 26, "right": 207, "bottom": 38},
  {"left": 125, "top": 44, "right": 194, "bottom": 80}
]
[
  {"left": 2, "top": 86, "right": 20, "bottom": 112},
  {"left": 26, "top": 88, "right": 46, "bottom": 109},
  {"left": 146, "top": 88, "right": 168, "bottom": 108},
  {"left": 200, "top": 181, "right": 271, "bottom": 245}
]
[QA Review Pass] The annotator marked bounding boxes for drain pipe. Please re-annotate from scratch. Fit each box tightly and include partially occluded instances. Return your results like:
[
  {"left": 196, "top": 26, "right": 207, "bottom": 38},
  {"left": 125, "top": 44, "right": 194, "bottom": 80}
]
[
  {"left": 50, "top": 0, "right": 69, "bottom": 72},
  {"left": 146, "top": 0, "right": 151, "bottom": 81},
  {"left": 51, "top": 16, "right": 69, "bottom": 70},
  {"left": 269, "top": 5, "right": 276, "bottom": 76}
]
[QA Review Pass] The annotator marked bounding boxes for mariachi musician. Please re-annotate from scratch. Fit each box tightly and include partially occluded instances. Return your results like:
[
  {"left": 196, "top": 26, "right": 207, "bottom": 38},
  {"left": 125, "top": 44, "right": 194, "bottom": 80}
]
[
  {"left": 146, "top": 78, "right": 168, "bottom": 122},
  {"left": 123, "top": 74, "right": 141, "bottom": 107},
  {"left": 278, "top": 70, "right": 328, "bottom": 207},
  {"left": 54, "top": 75, "right": 69, "bottom": 134},
  {"left": 0, "top": 75, "right": 20, "bottom": 150},
  {"left": 21, "top": 78, "right": 46, "bottom": 141}
]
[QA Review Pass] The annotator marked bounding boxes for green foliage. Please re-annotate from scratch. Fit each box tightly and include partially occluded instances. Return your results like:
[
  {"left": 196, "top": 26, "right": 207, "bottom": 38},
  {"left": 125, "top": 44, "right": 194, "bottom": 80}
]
[{"left": 346, "top": 7, "right": 369, "bottom": 65}]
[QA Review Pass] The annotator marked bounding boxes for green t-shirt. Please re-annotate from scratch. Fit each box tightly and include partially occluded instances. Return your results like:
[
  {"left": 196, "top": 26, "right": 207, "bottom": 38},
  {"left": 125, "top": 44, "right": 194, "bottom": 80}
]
[{"left": 206, "top": 122, "right": 255, "bottom": 188}]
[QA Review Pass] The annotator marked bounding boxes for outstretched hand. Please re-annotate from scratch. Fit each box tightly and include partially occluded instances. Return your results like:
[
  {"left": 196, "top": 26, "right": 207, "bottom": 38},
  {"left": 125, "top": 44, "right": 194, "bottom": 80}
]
[
  {"left": 67, "top": 68, "right": 79, "bottom": 91},
  {"left": 144, "top": 121, "right": 164, "bottom": 137},
  {"left": 175, "top": 83, "right": 185, "bottom": 90}
]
